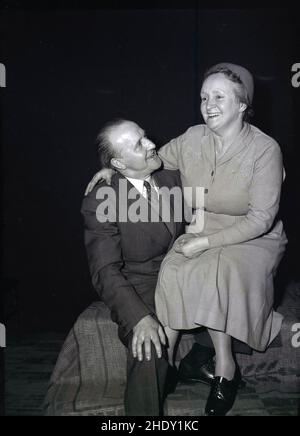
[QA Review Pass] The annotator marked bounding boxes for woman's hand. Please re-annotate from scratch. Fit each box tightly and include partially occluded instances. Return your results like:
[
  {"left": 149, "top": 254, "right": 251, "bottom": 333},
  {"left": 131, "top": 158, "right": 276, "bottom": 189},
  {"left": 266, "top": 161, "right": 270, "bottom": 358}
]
[
  {"left": 84, "top": 168, "right": 116, "bottom": 195},
  {"left": 175, "top": 235, "right": 210, "bottom": 258}
]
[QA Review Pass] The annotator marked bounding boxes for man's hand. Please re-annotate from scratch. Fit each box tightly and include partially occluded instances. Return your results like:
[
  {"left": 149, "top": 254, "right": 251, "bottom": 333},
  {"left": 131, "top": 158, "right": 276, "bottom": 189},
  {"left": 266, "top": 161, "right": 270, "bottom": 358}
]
[
  {"left": 84, "top": 168, "right": 116, "bottom": 195},
  {"left": 132, "top": 315, "right": 166, "bottom": 362}
]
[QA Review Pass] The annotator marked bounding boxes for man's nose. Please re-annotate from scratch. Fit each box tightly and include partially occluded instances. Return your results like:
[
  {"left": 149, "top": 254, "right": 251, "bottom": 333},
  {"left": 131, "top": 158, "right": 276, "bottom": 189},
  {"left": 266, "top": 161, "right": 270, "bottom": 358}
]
[{"left": 143, "top": 138, "right": 155, "bottom": 150}]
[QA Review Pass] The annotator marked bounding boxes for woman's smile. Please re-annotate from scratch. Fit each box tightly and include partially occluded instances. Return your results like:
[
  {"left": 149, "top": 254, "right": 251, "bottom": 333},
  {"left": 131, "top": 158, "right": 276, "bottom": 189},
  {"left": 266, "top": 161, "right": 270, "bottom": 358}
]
[{"left": 207, "top": 112, "right": 221, "bottom": 119}]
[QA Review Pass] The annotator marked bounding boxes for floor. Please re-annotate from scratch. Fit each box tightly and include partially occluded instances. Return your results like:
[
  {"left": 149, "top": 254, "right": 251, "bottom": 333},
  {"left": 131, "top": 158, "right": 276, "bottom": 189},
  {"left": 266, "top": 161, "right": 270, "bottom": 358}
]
[
  {"left": 166, "top": 377, "right": 299, "bottom": 416},
  {"left": 4, "top": 332, "right": 300, "bottom": 416}
]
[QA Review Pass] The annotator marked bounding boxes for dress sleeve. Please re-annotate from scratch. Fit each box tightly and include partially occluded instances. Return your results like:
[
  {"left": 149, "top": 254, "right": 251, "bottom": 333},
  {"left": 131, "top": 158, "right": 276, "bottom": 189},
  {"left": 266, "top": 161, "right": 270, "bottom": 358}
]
[
  {"left": 207, "top": 140, "right": 284, "bottom": 248},
  {"left": 158, "top": 125, "right": 206, "bottom": 170},
  {"left": 157, "top": 137, "right": 181, "bottom": 170}
]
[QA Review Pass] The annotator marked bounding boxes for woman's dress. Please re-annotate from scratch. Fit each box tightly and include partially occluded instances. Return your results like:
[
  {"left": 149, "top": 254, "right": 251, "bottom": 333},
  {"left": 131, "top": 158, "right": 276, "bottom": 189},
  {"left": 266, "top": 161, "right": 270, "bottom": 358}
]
[{"left": 155, "top": 123, "right": 287, "bottom": 351}]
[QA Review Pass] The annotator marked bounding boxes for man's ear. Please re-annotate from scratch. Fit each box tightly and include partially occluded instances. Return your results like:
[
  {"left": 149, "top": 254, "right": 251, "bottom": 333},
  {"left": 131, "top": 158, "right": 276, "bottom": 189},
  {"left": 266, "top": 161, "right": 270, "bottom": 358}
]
[
  {"left": 239, "top": 102, "right": 247, "bottom": 113},
  {"left": 111, "top": 158, "right": 126, "bottom": 170}
]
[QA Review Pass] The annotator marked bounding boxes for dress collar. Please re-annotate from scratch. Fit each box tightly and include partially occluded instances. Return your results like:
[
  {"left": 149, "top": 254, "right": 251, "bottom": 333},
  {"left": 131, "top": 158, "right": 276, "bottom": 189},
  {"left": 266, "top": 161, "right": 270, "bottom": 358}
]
[{"left": 208, "top": 123, "right": 254, "bottom": 166}]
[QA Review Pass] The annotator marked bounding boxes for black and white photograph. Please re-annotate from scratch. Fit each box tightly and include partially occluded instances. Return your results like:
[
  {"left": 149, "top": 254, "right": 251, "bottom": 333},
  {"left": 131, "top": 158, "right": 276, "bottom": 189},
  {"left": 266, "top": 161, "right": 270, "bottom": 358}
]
[{"left": 0, "top": 1, "right": 299, "bottom": 418}]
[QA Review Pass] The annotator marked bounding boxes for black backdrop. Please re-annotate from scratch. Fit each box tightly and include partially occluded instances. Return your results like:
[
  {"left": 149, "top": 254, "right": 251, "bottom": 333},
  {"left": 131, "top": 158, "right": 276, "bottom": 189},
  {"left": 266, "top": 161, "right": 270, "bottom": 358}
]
[{"left": 1, "top": 5, "right": 299, "bottom": 334}]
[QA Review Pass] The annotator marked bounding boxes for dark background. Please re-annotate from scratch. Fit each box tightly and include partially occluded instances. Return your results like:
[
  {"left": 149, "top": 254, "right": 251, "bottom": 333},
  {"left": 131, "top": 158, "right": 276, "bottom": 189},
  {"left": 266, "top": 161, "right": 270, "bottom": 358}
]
[{"left": 0, "top": 4, "right": 299, "bottom": 341}]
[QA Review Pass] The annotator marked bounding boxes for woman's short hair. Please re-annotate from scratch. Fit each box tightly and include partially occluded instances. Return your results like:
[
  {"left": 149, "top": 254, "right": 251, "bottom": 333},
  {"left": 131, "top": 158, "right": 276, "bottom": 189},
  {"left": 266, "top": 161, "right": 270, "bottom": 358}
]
[{"left": 203, "top": 66, "right": 254, "bottom": 122}]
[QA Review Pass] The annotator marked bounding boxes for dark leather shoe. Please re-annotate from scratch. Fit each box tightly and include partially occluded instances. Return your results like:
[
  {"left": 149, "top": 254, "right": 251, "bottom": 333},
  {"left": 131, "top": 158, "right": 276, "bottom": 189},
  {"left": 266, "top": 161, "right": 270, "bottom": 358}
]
[
  {"left": 178, "top": 357, "right": 215, "bottom": 386},
  {"left": 205, "top": 365, "right": 241, "bottom": 416},
  {"left": 178, "top": 343, "right": 215, "bottom": 386}
]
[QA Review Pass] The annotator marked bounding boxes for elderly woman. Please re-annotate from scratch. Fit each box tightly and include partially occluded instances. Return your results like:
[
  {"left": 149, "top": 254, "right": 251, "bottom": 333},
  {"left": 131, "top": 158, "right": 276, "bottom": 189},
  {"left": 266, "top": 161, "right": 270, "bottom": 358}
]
[
  {"left": 85, "top": 63, "right": 287, "bottom": 416},
  {"left": 154, "top": 63, "right": 287, "bottom": 415}
]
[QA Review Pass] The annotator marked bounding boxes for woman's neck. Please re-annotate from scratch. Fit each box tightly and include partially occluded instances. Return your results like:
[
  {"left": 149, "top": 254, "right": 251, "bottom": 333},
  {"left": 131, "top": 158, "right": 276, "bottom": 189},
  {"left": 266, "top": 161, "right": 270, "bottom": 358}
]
[{"left": 214, "top": 121, "right": 244, "bottom": 151}]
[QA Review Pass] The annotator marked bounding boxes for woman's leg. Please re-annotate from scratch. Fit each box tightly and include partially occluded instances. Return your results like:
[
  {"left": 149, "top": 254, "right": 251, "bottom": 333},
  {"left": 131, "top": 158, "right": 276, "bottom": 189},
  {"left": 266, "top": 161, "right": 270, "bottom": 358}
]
[
  {"left": 164, "top": 326, "right": 180, "bottom": 366},
  {"left": 205, "top": 329, "right": 241, "bottom": 416},
  {"left": 207, "top": 329, "right": 235, "bottom": 380}
]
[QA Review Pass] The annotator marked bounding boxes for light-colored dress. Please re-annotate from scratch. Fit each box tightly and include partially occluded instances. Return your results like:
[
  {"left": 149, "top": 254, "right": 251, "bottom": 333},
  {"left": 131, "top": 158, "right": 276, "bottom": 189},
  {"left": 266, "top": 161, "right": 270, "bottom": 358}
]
[{"left": 155, "top": 123, "right": 287, "bottom": 351}]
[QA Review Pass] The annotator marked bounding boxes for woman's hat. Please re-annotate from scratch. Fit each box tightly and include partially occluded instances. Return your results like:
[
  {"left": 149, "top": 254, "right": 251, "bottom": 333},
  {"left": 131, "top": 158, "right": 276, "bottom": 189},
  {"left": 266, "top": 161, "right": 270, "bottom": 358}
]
[{"left": 206, "top": 62, "right": 254, "bottom": 104}]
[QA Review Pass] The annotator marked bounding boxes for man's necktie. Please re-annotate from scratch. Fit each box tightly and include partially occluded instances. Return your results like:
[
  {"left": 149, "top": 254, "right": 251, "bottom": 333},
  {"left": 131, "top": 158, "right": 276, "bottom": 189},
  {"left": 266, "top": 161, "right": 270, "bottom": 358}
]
[
  {"left": 144, "top": 179, "right": 160, "bottom": 221},
  {"left": 144, "top": 179, "right": 173, "bottom": 233},
  {"left": 143, "top": 180, "right": 153, "bottom": 204}
]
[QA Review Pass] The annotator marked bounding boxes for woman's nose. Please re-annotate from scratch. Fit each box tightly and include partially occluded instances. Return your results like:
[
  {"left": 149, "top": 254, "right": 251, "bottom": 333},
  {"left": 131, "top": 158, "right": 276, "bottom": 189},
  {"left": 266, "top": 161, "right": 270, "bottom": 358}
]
[{"left": 206, "top": 98, "right": 215, "bottom": 109}]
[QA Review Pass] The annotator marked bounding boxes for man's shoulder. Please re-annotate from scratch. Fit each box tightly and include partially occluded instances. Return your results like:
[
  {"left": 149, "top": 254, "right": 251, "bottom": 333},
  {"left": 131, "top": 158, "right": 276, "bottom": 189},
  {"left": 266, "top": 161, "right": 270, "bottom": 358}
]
[
  {"left": 81, "top": 177, "right": 119, "bottom": 214},
  {"left": 153, "top": 168, "right": 181, "bottom": 188}
]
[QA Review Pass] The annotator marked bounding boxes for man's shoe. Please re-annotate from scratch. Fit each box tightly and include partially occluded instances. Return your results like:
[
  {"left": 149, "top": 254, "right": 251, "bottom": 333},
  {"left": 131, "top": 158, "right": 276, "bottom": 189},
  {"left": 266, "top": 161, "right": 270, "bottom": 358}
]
[
  {"left": 178, "top": 343, "right": 215, "bottom": 386},
  {"left": 204, "top": 365, "right": 241, "bottom": 416},
  {"left": 178, "top": 357, "right": 215, "bottom": 386}
]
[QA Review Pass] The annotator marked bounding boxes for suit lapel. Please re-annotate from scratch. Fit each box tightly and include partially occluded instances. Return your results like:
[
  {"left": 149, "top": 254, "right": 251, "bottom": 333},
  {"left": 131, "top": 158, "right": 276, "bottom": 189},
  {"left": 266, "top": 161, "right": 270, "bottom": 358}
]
[
  {"left": 112, "top": 172, "right": 174, "bottom": 243},
  {"left": 152, "top": 173, "right": 176, "bottom": 237}
]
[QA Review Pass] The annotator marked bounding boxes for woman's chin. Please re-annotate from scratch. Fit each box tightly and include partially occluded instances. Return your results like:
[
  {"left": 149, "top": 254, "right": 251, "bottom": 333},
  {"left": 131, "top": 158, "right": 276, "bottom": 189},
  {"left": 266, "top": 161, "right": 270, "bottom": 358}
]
[{"left": 206, "top": 118, "right": 221, "bottom": 128}]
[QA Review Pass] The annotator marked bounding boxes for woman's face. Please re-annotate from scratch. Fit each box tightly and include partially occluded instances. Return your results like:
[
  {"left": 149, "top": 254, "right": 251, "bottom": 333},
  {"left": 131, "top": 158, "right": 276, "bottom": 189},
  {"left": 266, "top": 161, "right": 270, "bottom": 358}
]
[{"left": 200, "top": 73, "right": 246, "bottom": 135}]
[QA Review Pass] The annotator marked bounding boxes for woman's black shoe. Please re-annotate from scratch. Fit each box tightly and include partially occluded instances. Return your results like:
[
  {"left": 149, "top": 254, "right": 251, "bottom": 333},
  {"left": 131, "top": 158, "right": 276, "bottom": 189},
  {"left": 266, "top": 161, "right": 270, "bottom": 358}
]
[{"left": 204, "top": 366, "right": 241, "bottom": 416}]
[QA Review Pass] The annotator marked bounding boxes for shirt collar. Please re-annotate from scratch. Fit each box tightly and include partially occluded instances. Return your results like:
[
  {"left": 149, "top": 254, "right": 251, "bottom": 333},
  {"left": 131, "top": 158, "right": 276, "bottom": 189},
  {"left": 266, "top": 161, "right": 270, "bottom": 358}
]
[{"left": 126, "top": 176, "right": 154, "bottom": 195}]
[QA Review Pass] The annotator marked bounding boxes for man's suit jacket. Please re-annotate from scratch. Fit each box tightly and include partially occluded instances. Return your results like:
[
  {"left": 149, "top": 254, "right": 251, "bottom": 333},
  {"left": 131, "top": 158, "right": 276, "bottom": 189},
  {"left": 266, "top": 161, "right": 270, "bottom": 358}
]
[{"left": 81, "top": 169, "right": 184, "bottom": 339}]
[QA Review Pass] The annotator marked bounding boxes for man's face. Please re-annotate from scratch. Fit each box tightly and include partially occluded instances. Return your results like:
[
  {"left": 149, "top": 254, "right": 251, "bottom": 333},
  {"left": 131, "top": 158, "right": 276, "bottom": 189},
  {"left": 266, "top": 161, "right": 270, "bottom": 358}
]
[{"left": 109, "top": 121, "right": 162, "bottom": 178}]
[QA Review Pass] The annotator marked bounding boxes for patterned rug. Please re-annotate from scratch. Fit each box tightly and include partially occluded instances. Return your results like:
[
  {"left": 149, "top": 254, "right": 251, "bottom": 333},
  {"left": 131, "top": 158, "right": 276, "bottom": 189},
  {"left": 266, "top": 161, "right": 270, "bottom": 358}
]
[{"left": 5, "top": 332, "right": 299, "bottom": 416}]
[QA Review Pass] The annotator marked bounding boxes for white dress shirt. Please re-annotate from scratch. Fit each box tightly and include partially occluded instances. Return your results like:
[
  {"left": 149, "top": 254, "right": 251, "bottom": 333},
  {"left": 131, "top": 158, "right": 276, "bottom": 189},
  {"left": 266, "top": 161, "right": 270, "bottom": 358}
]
[{"left": 126, "top": 176, "right": 159, "bottom": 200}]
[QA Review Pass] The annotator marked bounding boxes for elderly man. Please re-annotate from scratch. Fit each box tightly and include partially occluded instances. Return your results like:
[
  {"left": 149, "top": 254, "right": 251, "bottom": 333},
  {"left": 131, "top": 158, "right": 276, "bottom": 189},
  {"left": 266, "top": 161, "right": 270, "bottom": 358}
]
[{"left": 82, "top": 119, "right": 186, "bottom": 416}]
